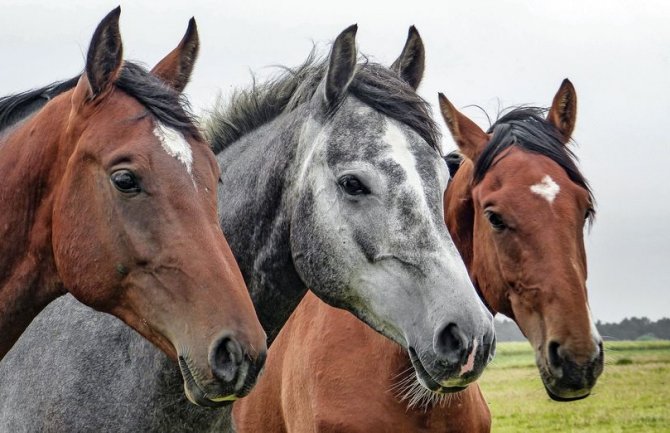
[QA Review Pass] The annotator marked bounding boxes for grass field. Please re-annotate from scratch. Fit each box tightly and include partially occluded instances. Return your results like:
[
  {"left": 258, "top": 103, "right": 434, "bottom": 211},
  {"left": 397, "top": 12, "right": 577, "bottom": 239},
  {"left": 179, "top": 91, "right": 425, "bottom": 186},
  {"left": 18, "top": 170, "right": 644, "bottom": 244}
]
[{"left": 479, "top": 340, "right": 670, "bottom": 432}]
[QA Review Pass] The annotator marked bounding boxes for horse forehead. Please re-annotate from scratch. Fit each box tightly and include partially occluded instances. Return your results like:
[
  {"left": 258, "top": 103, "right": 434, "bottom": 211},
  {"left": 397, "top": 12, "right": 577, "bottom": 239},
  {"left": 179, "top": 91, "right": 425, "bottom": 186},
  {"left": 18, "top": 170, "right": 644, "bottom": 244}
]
[
  {"left": 325, "top": 103, "right": 387, "bottom": 162},
  {"left": 381, "top": 119, "right": 437, "bottom": 185},
  {"left": 325, "top": 101, "right": 441, "bottom": 193},
  {"left": 152, "top": 122, "right": 194, "bottom": 178},
  {"left": 530, "top": 175, "right": 560, "bottom": 203},
  {"left": 487, "top": 149, "right": 573, "bottom": 193}
]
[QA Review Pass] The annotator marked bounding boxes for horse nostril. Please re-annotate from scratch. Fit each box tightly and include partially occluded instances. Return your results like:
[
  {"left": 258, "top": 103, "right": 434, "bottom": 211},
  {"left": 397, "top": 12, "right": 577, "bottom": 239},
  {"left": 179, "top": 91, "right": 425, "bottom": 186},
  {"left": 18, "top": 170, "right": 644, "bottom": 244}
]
[
  {"left": 209, "top": 334, "right": 243, "bottom": 384},
  {"left": 434, "top": 322, "right": 468, "bottom": 365},
  {"left": 548, "top": 340, "right": 562, "bottom": 369}
]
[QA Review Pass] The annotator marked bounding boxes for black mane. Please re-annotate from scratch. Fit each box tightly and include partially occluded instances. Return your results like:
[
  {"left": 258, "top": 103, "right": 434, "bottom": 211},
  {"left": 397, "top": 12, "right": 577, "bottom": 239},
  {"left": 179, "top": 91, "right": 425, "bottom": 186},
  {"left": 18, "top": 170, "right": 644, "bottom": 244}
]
[
  {"left": 474, "top": 107, "right": 595, "bottom": 220},
  {"left": 0, "top": 62, "right": 199, "bottom": 138},
  {"left": 0, "top": 77, "right": 79, "bottom": 131},
  {"left": 207, "top": 52, "right": 440, "bottom": 154},
  {"left": 116, "top": 62, "right": 199, "bottom": 138}
]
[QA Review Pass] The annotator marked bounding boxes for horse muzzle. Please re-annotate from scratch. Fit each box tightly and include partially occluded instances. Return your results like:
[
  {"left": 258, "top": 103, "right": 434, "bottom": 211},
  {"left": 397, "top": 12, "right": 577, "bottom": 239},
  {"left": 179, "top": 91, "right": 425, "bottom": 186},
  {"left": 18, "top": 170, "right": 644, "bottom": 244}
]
[
  {"left": 408, "top": 330, "right": 496, "bottom": 394},
  {"left": 178, "top": 334, "right": 267, "bottom": 407},
  {"left": 539, "top": 340, "right": 603, "bottom": 401}
]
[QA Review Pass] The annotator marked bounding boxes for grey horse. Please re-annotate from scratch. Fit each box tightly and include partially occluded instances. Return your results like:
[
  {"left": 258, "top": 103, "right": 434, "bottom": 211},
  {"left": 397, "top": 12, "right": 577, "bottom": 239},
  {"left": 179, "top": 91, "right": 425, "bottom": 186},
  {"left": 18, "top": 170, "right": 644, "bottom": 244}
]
[{"left": 0, "top": 26, "right": 494, "bottom": 432}]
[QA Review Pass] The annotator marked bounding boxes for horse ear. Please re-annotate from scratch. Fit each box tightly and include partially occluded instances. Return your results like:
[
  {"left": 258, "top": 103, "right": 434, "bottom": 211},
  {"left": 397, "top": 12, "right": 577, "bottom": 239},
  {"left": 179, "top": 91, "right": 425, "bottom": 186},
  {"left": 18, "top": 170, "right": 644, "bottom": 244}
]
[
  {"left": 438, "top": 93, "right": 488, "bottom": 161},
  {"left": 324, "top": 24, "right": 358, "bottom": 105},
  {"left": 151, "top": 18, "right": 199, "bottom": 93},
  {"left": 83, "top": 7, "right": 123, "bottom": 100},
  {"left": 547, "top": 78, "right": 577, "bottom": 143},
  {"left": 390, "top": 26, "right": 425, "bottom": 90}
]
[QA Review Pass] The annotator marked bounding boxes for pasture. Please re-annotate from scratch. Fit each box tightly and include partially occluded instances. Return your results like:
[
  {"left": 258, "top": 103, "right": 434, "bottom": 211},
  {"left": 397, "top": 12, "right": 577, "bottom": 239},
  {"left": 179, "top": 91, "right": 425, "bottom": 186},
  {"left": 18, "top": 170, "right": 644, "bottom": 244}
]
[{"left": 479, "top": 341, "right": 670, "bottom": 432}]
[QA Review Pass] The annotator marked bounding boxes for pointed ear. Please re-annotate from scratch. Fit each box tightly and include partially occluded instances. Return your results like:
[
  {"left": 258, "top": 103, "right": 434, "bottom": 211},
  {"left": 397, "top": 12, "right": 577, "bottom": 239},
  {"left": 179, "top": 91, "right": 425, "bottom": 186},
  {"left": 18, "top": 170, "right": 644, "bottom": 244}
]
[
  {"left": 84, "top": 6, "right": 123, "bottom": 101},
  {"left": 324, "top": 24, "right": 358, "bottom": 106},
  {"left": 390, "top": 26, "right": 425, "bottom": 90},
  {"left": 438, "top": 93, "right": 489, "bottom": 161},
  {"left": 547, "top": 78, "right": 577, "bottom": 143},
  {"left": 151, "top": 18, "right": 199, "bottom": 93}
]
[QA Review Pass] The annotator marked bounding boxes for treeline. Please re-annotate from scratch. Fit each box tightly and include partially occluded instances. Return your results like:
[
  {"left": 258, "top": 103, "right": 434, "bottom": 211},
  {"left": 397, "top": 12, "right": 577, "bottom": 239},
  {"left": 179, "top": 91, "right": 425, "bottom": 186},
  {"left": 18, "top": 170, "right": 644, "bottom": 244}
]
[
  {"left": 494, "top": 316, "right": 670, "bottom": 342},
  {"left": 596, "top": 317, "right": 670, "bottom": 341}
]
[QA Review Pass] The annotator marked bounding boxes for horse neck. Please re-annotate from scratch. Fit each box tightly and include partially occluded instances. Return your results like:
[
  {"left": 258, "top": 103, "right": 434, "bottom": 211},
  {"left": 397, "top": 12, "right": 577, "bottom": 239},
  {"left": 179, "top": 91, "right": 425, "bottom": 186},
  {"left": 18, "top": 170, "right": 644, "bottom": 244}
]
[
  {"left": 0, "top": 95, "right": 71, "bottom": 356},
  {"left": 216, "top": 109, "right": 309, "bottom": 345}
]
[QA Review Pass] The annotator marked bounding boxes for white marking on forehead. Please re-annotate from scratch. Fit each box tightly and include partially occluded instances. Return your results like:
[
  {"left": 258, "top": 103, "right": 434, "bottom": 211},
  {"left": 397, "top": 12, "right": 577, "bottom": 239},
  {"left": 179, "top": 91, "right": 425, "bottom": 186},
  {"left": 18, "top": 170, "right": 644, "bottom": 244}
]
[
  {"left": 530, "top": 175, "right": 560, "bottom": 203},
  {"left": 153, "top": 123, "right": 194, "bottom": 180},
  {"left": 383, "top": 119, "right": 426, "bottom": 199},
  {"left": 384, "top": 118, "right": 462, "bottom": 257}
]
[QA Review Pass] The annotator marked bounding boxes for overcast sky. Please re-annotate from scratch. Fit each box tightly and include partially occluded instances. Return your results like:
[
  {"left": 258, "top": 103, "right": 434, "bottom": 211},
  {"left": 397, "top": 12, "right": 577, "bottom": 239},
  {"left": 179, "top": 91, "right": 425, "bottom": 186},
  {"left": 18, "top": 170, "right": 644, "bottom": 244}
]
[{"left": 1, "top": 0, "right": 668, "bottom": 322}]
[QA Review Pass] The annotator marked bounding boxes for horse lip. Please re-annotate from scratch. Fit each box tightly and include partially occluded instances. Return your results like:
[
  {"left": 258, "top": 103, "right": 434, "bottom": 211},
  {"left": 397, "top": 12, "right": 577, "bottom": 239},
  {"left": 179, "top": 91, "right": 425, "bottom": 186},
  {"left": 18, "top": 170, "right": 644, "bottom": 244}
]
[
  {"left": 544, "top": 383, "right": 591, "bottom": 402},
  {"left": 407, "top": 347, "right": 468, "bottom": 394},
  {"left": 538, "top": 361, "right": 593, "bottom": 402},
  {"left": 178, "top": 355, "right": 237, "bottom": 408},
  {"left": 541, "top": 375, "right": 592, "bottom": 401},
  {"left": 235, "top": 351, "right": 267, "bottom": 398}
]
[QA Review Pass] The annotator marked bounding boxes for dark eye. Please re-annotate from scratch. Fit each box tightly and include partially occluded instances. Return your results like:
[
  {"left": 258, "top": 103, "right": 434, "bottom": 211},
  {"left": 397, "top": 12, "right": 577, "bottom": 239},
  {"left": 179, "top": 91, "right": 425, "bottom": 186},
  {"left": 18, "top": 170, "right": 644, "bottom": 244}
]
[
  {"left": 338, "top": 175, "right": 370, "bottom": 196},
  {"left": 484, "top": 209, "right": 506, "bottom": 231},
  {"left": 111, "top": 170, "right": 141, "bottom": 194}
]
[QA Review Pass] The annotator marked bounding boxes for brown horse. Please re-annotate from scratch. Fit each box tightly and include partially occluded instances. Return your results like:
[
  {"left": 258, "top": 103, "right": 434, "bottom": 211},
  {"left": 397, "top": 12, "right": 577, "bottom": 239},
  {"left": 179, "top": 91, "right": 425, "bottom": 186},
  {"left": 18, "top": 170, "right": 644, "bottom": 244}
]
[
  {"left": 0, "top": 8, "right": 266, "bottom": 406},
  {"left": 233, "top": 80, "right": 603, "bottom": 431}
]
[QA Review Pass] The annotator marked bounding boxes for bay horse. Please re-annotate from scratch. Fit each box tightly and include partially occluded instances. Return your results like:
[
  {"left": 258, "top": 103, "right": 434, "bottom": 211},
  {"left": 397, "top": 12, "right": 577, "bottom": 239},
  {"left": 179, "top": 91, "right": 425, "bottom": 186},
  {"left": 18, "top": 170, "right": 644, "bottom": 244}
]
[
  {"left": 0, "top": 26, "right": 494, "bottom": 432},
  {"left": 232, "top": 80, "right": 604, "bottom": 432},
  {"left": 0, "top": 8, "right": 267, "bottom": 407}
]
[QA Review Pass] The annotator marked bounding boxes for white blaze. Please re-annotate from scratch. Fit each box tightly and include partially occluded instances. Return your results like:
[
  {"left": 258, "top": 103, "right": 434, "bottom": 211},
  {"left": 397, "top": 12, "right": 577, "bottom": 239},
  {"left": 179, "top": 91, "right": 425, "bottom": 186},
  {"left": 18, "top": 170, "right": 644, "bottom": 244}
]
[
  {"left": 530, "top": 175, "right": 560, "bottom": 203},
  {"left": 153, "top": 123, "right": 194, "bottom": 180},
  {"left": 383, "top": 119, "right": 426, "bottom": 206},
  {"left": 382, "top": 118, "right": 458, "bottom": 243}
]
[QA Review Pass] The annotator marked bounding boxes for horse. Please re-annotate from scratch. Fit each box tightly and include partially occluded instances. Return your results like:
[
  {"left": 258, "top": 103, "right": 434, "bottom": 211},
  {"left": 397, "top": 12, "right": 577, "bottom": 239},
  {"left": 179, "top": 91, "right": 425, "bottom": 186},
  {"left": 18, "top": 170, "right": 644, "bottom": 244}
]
[
  {"left": 0, "top": 25, "right": 494, "bottom": 432},
  {"left": 0, "top": 8, "right": 267, "bottom": 408},
  {"left": 232, "top": 79, "right": 604, "bottom": 432}
]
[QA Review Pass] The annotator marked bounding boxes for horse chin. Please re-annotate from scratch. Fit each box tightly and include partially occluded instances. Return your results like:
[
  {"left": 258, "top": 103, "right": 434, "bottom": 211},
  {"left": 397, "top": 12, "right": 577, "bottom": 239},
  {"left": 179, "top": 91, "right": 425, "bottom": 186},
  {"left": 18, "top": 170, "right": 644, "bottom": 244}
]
[
  {"left": 408, "top": 347, "right": 470, "bottom": 394},
  {"left": 537, "top": 358, "right": 593, "bottom": 402},
  {"left": 178, "top": 355, "right": 237, "bottom": 408}
]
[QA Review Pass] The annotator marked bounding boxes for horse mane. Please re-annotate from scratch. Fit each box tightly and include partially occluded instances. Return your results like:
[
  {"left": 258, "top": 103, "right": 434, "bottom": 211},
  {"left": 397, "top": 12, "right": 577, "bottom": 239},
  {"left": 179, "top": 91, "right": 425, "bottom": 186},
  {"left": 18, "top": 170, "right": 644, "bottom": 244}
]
[
  {"left": 473, "top": 107, "right": 595, "bottom": 222},
  {"left": 0, "top": 62, "right": 199, "bottom": 138},
  {"left": 206, "top": 51, "right": 440, "bottom": 154},
  {"left": 0, "top": 77, "right": 79, "bottom": 131}
]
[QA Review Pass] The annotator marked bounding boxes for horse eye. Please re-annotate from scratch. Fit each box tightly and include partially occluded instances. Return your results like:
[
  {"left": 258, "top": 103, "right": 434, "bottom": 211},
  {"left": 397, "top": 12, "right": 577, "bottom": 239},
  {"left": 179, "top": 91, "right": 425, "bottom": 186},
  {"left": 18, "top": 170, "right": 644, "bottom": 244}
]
[
  {"left": 111, "top": 170, "right": 141, "bottom": 194},
  {"left": 338, "top": 175, "right": 370, "bottom": 196},
  {"left": 484, "top": 209, "right": 506, "bottom": 231}
]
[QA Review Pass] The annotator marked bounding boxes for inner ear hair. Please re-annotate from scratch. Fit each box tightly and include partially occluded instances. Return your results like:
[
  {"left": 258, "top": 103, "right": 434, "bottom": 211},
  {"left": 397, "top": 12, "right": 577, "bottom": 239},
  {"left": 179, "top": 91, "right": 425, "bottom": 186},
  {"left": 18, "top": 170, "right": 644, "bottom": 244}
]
[
  {"left": 390, "top": 26, "right": 425, "bottom": 90},
  {"left": 548, "top": 78, "right": 577, "bottom": 142},
  {"left": 324, "top": 24, "right": 358, "bottom": 105},
  {"left": 151, "top": 17, "right": 200, "bottom": 93},
  {"left": 438, "top": 93, "right": 488, "bottom": 161},
  {"left": 85, "top": 7, "right": 123, "bottom": 99}
]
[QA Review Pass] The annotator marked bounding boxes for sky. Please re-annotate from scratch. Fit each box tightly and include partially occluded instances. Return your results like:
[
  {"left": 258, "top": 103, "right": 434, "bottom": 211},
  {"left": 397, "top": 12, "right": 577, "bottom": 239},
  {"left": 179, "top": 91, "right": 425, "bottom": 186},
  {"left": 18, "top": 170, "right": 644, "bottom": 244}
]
[{"left": 1, "top": 0, "right": 668, "bottom": 322}]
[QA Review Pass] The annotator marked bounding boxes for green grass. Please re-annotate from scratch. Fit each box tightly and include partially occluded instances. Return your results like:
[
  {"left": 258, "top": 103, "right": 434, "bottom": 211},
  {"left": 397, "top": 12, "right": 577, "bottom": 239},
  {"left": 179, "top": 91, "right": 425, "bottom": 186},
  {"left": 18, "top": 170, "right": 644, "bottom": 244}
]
[{"left": 479, "top": 341, "right": 670, "bottom": 432}]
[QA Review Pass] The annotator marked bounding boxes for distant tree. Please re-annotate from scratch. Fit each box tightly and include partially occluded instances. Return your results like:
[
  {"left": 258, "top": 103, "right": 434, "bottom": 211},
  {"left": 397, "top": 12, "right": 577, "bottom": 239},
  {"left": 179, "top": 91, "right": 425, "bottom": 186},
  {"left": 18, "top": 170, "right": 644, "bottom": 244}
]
[
  {"left": 596, "top": 317, "right": 669, "bottom": 341},
  {"left": 494, "top": 316, "right": 670, "bottom": 342}
]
